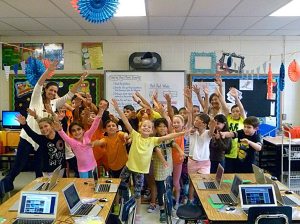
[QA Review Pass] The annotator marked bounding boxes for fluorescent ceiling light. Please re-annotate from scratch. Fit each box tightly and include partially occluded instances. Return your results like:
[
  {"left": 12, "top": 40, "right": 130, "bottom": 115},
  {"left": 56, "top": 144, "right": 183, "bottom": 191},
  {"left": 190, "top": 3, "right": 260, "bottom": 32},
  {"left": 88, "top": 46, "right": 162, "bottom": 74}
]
[
  {"left": 115, "top": 0, "right": 146, "bottom": 17},
  {"left": 270, "top": 0, "right": 300, "bottom": 16}
]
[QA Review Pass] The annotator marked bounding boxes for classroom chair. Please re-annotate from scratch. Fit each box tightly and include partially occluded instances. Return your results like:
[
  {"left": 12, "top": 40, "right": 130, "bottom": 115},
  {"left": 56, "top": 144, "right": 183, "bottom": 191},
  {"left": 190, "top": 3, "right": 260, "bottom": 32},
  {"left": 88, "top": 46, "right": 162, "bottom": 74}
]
[
  {"left": 247, "top": 206, "right": 292, "bottom": 224},
  {"left": 175, "top": 203, "right": 204, "bottom": 224}
]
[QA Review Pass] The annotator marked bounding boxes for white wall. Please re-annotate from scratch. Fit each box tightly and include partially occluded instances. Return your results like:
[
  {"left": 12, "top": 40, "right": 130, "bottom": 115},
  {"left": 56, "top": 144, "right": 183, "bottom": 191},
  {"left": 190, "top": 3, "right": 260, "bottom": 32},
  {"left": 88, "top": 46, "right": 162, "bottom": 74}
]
[{"left": 0, "top": 35, "right": 300, "bottom": 125}]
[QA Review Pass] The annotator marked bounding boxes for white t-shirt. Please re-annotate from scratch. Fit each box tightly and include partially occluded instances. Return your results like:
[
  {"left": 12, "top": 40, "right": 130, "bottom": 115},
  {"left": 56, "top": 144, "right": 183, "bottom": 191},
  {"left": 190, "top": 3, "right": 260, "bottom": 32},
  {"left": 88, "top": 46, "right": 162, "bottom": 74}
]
[{"left": 189, "top": 130, "right": 211, "bottom": 161}]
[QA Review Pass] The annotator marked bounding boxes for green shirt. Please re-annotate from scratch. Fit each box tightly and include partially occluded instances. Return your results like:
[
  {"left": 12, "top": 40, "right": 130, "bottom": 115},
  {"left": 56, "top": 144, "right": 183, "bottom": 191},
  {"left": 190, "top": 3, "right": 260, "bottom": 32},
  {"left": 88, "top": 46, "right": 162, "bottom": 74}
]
[{"left": 225, "top": 115, "right": 244, "bottom": 158}]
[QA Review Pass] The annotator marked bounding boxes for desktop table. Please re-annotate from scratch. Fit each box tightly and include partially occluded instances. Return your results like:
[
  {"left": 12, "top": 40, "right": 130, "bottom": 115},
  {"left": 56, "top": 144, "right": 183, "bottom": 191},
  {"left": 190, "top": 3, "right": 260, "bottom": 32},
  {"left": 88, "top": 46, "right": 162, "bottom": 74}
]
[
  {"left": 0, "top": 177, "right": 120, "bottom": 223},
  {"left": 190, "top": 173, "right": 300, "bottom": 223}
]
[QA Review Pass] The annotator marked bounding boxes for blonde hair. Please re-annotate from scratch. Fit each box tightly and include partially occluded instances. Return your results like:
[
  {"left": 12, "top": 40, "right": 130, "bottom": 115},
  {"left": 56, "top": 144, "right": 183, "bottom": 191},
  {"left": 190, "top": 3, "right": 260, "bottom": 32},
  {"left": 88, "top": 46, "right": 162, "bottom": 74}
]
[{"left": 173, "top": 114, "right": 184, "bottom": 124}]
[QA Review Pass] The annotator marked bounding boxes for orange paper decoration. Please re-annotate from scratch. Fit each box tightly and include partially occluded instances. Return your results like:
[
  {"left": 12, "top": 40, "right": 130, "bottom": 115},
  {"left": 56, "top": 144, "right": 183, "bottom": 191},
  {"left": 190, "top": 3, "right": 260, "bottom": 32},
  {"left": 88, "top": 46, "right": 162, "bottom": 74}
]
[
  {"left": 70, "top": 0, "right": 79, "bottom": 12},
  {"left": 288, "top": 59, "right": 300, "bottom": 82},
  {"left": 267, "top": 63, "right": 273, "bottom": 100}
]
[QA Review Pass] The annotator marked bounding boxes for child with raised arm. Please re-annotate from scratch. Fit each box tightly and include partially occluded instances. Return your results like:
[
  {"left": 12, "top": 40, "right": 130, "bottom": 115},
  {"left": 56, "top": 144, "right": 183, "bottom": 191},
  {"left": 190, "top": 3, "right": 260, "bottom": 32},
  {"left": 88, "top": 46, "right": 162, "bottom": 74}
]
[
  {"left": 53, "top": 105, "right": 104, "bottom": 178},
  {"left": 220, "top": 116, "right": 261, "bottom": 173},
  {"left": 111, "top": 99, "right": 187, "bottom": 223}
]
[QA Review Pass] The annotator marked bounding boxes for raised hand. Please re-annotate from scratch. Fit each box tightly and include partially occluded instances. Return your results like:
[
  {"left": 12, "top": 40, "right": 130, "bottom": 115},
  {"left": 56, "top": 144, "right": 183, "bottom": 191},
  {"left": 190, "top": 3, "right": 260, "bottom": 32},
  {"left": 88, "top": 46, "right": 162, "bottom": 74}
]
[
  {"left": 15, "top": 114, "right": 26, "bottom": 125},
  {"left": 215, "top": 74, "right": 222, "bottom": 87},
  {"left": 132, "top": 92, "right": 140, "bottom": 103},
  {"left": 163, "top": 92, "right": 171, "bottom": 102},
  {"left": 53, "top": 120, "right": 62, "bottom": 131},
  {"left": 192, "top": 84, "right": 201, "bottom": 95},
  {"left": 48, "top": 60, "right": 58, "bottom": 72},
  {"left": 80, "top": 71, "right": 89, "bottom": 82},
  {"left": 111, "top": 98, "right": 119, "bottom": 109},
  {"left": 27, "top": 108, "right": 37, "bottom": 119},
  {"left": 229, "top": 87, "right": 238, "bottom": 98}
]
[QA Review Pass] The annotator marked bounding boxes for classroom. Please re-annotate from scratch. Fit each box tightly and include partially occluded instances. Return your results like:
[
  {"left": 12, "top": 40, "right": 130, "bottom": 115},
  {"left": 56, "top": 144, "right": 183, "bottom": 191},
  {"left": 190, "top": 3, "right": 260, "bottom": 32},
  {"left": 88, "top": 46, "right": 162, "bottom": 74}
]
[{"left": 1, "top": 1, "right": 300, "bottom": 223}]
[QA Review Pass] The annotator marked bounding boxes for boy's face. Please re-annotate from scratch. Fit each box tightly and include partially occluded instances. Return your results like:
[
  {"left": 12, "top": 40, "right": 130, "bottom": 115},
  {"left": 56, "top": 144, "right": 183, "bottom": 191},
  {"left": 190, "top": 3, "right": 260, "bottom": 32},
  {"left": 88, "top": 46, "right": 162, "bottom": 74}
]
[
  {"left": 193, "top": 106, "right": 200, "bottom": 115},
  {"left": 140, "top": 120, "right": 153, "bottom": 136},
  {"left": 243, "top": 124, "right": 257, "bottom": 136},
  {"left": 124, "top": 109, "right": 134, "bottom": 119},
  {"left": 231, "top": 107, "right": 241, "bottom": 120},
  {"left": 194, "top": 116, "right": 207, "bottom": 130},
  {"left": 179, "top": 109, "right": 188, "bottom": 121}
]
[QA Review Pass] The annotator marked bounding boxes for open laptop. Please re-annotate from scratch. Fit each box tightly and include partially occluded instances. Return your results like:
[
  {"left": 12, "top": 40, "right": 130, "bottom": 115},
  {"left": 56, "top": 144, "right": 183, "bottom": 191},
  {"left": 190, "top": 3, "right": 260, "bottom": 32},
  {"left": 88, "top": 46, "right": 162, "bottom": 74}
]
[
  {"left": 239, "top": 184, "right": 277, "bottom": 214},
  {"left": 210, "top": 174, "right": 242, "bottom": 205},
  {"left": 32, "top": 165, "right": 62, "bottom": 191},
  {"left": 266, "top": 176, "right": 300, "bottom": 207},
  {"left": 93, "top": 168, "right": 118, "bottom": 193},
  {"left": 12, "top": 191, "right": 58, "bottom": 224},
  {"left": 62, "top": 182, "right": 102, "bottom": 216},
  {"left": 252, "top": 164, "right": 266, "bottom": 184},
  {"left": 197, "top": 164, "right": 224, "bottom": 190}
]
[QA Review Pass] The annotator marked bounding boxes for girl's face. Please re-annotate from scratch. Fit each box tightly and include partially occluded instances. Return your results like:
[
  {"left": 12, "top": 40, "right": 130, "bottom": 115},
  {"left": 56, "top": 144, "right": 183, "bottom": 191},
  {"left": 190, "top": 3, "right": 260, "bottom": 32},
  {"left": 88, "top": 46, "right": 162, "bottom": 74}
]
[
  {"left": 155, "top": 123, "right": 168, "bottom": 136},
  {"left": 231, "top": 107, "right": 241, "bottom": 120},
  {"left": 215, "top": 121, "right": 225, "bottom": 131},
  {"left": 139, "top": 120, "right": 153, "bottom": 136},
  {"left": 172, "top": 116, "right": 184, "bottom": 132},
  {"left": 70, "top": 124, "right": 84, "bottom": 140},
  {"left": 194, "top": 116, "right": 207, "bottom": 130},
  {"left": 179, "top": 109, "right": 188, "bottom": 122},
  {"left": 39, "top": 121, "right": 54, "bottom": 137},
  {"left": 210, "top": 96, "right": 220, "bottom": 109},
  {"left": 45, "top": 85, "right": 58, "bottom": 100},
  {"left": 105, "top": 121, "right": 118, "bottom": 135}
]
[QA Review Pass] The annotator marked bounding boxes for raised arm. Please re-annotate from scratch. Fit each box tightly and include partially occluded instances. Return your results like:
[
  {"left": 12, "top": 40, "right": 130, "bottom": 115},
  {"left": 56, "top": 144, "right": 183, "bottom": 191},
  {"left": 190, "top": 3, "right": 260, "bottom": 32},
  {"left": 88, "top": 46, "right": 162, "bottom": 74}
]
[
  {"left": 184, "top": 86, "right": 193, "bottom": 129},
  {"left": 230, "top": 87, "right": 246, "bottom": 119},
  {"left": 215, "top": 87, "right": 229, "bottom": 116},
  {"left": 163, "top": 92, "right": 174, "bottom": 120},
  {"left": 135, "top": 91, "right": 152, "bottom": 109},
  {"left": 111, "top": 99, "right": 133, "bottom": 133},
  {"left": 192, "top": 84, "right": 205, "bottom": 111},
  {"left": 69, "top": 72, "right": 88, "bottom": 94},
  {"left": 37, "top": 61, "right": 58, "bottom": 86},
  {"left": 158, "top": 130, "right": 187, "bottom": 143}
]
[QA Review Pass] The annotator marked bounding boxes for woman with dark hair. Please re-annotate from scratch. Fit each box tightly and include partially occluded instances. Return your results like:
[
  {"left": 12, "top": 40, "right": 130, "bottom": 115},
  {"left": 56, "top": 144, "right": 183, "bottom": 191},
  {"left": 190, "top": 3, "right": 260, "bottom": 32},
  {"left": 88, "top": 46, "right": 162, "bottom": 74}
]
[{"left": 0, "top": 61, "right": 87, "bottom": 194}]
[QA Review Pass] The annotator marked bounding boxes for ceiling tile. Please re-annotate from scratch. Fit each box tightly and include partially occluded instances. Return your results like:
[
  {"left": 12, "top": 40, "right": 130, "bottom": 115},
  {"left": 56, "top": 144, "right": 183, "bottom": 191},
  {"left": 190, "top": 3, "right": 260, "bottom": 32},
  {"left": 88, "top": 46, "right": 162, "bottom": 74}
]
[
  {"left": 150, "top": 29, "right": 180, "bottom": 35},
  {"left": 72, "top": 17, "right": 115, "bottom": 29},
  {"left": 180, "top": 29, "right": 211, "bottom": 35},
  {"left": 0, "top": 21, "right": 17, "bottom": 30},
  {"left": 118, "top": 29, "right": 148, "bottom": 35},
  {"left": 270, "top": 29, "right": 300, "bottom": 36},
  {"left": 210, "top": 29, "right": 243, "bottom": 35},
  {"left": 56, "top": 29, "right": 89, "bottom": 36},
  {"left": 112, "top": 17, "right": 148, "bottom": 30},
  {"left": 0, "top": 18, "right": 48, "bottom": 30},
  {"left": 3, "top": 0, "right": 66, "bottom": 17},
  {"left": 249, "top": 17, "right": 297, "bottom": 29},
  {"left": 24, "top": 30, "right": 58, "bottom": 36},
  {"left": 279, "top": 18, "right": 300, "bottom": 30},
  {"left": 36, "top": 18, "right": 81, "bottom": 30},
  {"left": 0, "top": 30, "right": 27, "bottom": 36},
  {"left": 51, "top": 0, "right": 81, "bottom": 18},
  {"left": 190, "top": 0, "right": 241, "bottom": 16},
  {"left": 0, "top": 1, "right": 28, "bottom": 18},
  {"left": 229, "top": 0, "right": 292, "bottom": 16},
  {"left": 184, "top": 17, "right": 224, "bottom": 29},
  {"left": 241, "top": 29, "right": 274, "bottom": 36},
  {"left": 148, "top": 0, "right": 194, "bottom": 16},
  {"left": 86, "top": 29, "right": 118, "bottom": 36},
  {"left": 149, "top": 17, "right": 185, "bottom": 29},
  {"left": 216, "top": 17, "right": 262, "bottom": 29}
]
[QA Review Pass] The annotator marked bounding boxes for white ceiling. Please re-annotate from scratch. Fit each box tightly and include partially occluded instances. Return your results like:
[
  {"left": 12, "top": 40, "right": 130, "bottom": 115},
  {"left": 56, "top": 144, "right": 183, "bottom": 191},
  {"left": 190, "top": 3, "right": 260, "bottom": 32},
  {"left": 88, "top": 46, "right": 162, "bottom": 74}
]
[{"left": 0, "top": 0, "right": 300, "bottom": 36}]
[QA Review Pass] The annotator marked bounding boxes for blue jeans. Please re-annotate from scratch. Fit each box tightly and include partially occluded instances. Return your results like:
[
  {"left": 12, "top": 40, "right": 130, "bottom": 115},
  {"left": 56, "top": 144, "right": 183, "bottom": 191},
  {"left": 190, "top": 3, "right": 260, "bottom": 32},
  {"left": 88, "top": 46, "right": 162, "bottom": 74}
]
[{"left": 210, "top": 160, "right": 225, "bottom": 173}]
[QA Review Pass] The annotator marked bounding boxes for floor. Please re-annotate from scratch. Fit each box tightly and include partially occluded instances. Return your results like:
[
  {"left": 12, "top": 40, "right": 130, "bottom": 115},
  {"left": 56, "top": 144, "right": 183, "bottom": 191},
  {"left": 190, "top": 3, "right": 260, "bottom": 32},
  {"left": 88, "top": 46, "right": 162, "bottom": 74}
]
[{"left": 0, "top": 171, "right": 184, "bottom": 224}]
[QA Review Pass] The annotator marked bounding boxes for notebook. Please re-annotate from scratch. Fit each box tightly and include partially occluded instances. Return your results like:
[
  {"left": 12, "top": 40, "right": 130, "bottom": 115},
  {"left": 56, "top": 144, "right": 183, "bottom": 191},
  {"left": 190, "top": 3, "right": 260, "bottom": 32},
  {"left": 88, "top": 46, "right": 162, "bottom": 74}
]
[
  {"left": 266, "top": 176, "right": 300, "bottom": 207},
  {"left": 93, "top": 168, "right": 118, "bottom": 193},
  {"left": 239, "top": 184, "right": 277, "bottom": 214},
  {"left": 210, "top": 174, "right": 242, "bottom": 205},
  {"left": 12, "top": 191, "right": 58, "bottom": 224},
  {"left": 197, "top": 164, "right": 224, "bottom": 190},
  {"left": 252, "top": 164, "right": 266, "bottom": 184},
  {"left": 62, "top": 182, "right": 102, "bottom": 216},
  {"left": 32, "top": 165, "right": 62, "bottom": 191}
]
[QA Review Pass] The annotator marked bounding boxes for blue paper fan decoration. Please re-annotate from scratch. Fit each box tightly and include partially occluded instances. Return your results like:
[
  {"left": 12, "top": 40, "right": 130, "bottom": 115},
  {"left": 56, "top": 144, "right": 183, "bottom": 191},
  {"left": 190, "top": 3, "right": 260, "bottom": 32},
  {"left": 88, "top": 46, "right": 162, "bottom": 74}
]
[
  {"left": 279, "top": 62, "right": 285, "bottom": 91},
  {"left": 78, "top": 0, "right": 119, "bottom": 24},
  {"left": 25, "top": 57, "right": 46, "bottom": 86}
]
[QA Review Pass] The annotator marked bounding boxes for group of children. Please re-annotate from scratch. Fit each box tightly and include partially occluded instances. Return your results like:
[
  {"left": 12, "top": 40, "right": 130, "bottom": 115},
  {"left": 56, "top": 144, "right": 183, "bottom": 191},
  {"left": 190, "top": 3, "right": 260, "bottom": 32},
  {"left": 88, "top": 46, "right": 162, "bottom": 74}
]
[{"left": 2, "top": 65, "right": 263, "bottom": 223}]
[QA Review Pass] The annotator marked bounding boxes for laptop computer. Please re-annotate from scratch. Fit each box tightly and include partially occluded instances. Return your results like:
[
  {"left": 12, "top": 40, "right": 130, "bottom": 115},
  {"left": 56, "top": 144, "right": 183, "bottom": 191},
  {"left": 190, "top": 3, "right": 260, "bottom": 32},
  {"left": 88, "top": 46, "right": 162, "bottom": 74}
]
[
  {"left": 239, "top": 184, "right": 277, "bottom": 214},
  {"left": 93, "top": 168, "right": 118, "bottom": 193},
  {"left": 197, "top": 164, "right": 224, "bottom": 190},
  {"left": 252, "top": 164, "right": 266, "bottom": 184},
  {"left": 12, "top": 191, "right": 58, "bottom": 224},
  {"left": 210, "top": 174, "right": 242, "bottom": 205},
  {"left": 62, "top": 182, "right": 102, "bottom": 216},
  {"left": 32, "top": 165, "right": 62, "bottom": 191},
  {"left": 266, "top": 176, "right": 300, "bottom": 207}
]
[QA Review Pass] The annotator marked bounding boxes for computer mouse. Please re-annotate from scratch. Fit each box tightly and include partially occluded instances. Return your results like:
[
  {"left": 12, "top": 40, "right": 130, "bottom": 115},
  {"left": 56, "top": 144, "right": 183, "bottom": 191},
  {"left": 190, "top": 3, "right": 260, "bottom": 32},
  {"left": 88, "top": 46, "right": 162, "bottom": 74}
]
[
  {"left": 285, "top": 190, "right": 293, "bottom": 194},
  {"left": 99, "top": 198, "right": 108, "bottom": 202},
  {"left": 106, "top": 179, "right": 113, "bottom": 183},
  {"left": 271, "top": 176, "right": 278, "bottom": 181},
  {"left": 226, "top": 206, "right": 235, "bottom": 211}
]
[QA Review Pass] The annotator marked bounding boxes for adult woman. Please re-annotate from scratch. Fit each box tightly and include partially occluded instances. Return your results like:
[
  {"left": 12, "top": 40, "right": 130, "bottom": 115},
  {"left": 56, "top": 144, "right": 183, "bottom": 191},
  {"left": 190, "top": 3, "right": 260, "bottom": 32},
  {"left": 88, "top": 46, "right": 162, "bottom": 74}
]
[{"left": 0, "top": 61, "right": 86, "bottom": 193}]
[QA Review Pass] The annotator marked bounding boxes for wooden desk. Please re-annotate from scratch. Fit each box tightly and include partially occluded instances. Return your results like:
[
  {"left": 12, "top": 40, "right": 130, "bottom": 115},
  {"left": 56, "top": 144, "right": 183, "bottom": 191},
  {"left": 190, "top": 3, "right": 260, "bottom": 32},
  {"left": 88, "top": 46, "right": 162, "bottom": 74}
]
[
  {"left": 0, "top": 177, "right": 120, "bottom": 223},
  {"left": 190, "top": 173, "right": 300, "bottom": 223}
]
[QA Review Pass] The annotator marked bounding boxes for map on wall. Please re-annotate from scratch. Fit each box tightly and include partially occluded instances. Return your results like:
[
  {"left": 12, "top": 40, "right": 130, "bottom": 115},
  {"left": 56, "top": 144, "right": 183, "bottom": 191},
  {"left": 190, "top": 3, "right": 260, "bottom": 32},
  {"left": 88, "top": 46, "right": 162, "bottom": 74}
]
[{"left": 81, "top": 42, "right": 103, "bottom": 70}]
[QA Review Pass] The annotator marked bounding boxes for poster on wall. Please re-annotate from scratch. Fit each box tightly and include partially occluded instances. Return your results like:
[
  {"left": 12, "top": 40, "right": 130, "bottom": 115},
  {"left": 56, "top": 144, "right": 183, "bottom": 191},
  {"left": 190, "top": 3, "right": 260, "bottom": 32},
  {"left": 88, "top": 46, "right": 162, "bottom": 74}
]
[{"left": 81, "top": 43, "right": 103, "bottom": 70}]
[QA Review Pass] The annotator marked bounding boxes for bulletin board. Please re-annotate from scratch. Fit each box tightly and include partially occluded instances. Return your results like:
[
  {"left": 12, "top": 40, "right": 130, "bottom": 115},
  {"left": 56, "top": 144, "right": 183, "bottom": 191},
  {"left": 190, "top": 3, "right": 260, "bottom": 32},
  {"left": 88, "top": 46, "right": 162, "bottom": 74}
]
[
  {"left": 9, "top": 74, "right": 103, "bottom": 115},
  {"left": 105, "top": 70, "right": 186, "bottom": 110},
  {"left": 190, "top": 74, "right": 280, "bottom": 127}
]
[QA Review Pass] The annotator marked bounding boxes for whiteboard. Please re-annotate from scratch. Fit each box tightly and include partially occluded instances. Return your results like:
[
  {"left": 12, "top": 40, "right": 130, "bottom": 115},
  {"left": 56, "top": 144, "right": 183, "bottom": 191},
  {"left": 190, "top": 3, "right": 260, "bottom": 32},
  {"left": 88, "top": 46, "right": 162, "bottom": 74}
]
[{"left": 105, "top": 71, "right": 185, "bottom": 111}]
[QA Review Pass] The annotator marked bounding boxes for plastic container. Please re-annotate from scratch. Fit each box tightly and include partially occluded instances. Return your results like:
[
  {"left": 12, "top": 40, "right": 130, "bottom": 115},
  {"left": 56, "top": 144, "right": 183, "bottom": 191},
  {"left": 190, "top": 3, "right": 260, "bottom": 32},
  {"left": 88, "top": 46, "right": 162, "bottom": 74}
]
[{"left": 284, "top": 126, "right": 300, "bottom": 139}]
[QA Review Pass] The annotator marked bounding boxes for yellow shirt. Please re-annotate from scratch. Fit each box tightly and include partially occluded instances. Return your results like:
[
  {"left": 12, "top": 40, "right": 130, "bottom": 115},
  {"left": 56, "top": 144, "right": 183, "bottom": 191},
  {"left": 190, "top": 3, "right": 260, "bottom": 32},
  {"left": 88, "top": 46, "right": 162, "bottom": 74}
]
[
  {"left": 225, "top": 115, "right": 244, "bottom": 158},
  {"left": 127, "top": 130, "right": 159, "bottom": 173}
]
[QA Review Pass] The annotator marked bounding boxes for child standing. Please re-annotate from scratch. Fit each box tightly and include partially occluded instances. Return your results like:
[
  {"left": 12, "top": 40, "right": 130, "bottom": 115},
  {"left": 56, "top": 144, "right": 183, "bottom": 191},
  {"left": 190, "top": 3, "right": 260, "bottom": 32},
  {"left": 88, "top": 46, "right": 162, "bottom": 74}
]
[
  {"left": 54, "top": 106, "right": 104, "bottom": 178},
  {"left": 111, "top": 99, "right": 187, "bottom": 223},
  {"left": 221, "top": 116, "right": 262, "bottom": 173}
]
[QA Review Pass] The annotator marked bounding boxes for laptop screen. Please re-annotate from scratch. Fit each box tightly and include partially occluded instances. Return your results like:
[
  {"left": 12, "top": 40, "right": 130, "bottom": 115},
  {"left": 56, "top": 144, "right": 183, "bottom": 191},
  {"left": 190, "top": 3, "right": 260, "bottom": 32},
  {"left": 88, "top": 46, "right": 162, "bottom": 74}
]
[
  {"left": 240, "top": 184, "right": 277, "bottom": 209},
  {"left": 231, "top": 175, "right": 242, "bottom": 198},
  {"left": 63, "top": 183, "right": 81, "bottom": 210},
  {"left": 19, "top": 192, "right": 57, "bottom": 215},
  {"left": 215, "top": 164, "right": 224, "bottom": 185}
]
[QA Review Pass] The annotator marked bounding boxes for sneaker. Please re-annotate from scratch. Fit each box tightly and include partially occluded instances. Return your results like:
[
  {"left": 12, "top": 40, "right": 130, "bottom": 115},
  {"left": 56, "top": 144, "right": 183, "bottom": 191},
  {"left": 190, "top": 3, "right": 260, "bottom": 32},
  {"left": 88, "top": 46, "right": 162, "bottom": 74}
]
[
  {"left": 159, "top": 212, "right": 167, "bottom": 223},
  {"left": 147, "top": 204, "right": 156, "bottom": 213}
]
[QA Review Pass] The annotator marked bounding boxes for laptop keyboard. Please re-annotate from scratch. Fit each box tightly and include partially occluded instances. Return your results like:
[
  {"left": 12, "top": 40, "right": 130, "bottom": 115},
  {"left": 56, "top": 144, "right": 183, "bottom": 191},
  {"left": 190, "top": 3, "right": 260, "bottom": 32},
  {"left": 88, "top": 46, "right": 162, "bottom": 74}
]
[
  {"left": 96, "top": 184, "right": 110, "bottom": 192},
  {"left": 13, "top": 219, "right": 53, "bottom": 224},
  {"left": 217, "top": 194, "right": 235, "bottom": 204},
  {"left": 74, "top": 203, "right": 94, "bottom": 215},
  {"left": 282, "top": 196, "right": 298, "bottom": 206},
  {"left": 204, "top": 182, "right": 217, "bottom": 189}
]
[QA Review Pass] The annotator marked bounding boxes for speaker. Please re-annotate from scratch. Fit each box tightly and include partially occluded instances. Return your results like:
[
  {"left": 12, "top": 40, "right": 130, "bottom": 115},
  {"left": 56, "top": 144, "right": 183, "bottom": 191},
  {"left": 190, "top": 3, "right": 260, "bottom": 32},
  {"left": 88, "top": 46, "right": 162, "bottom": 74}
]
[{"left": 129, "top": 52, "right": 161, "bottom": 71}]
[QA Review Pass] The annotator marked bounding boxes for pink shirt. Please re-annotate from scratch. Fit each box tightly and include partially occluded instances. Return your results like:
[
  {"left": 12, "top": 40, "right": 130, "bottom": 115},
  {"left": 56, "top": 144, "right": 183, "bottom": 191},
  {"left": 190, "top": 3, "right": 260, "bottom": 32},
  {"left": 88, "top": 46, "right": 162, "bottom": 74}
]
[{"left": 58, "top": 116, "right": 100, "bottom": 172}]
